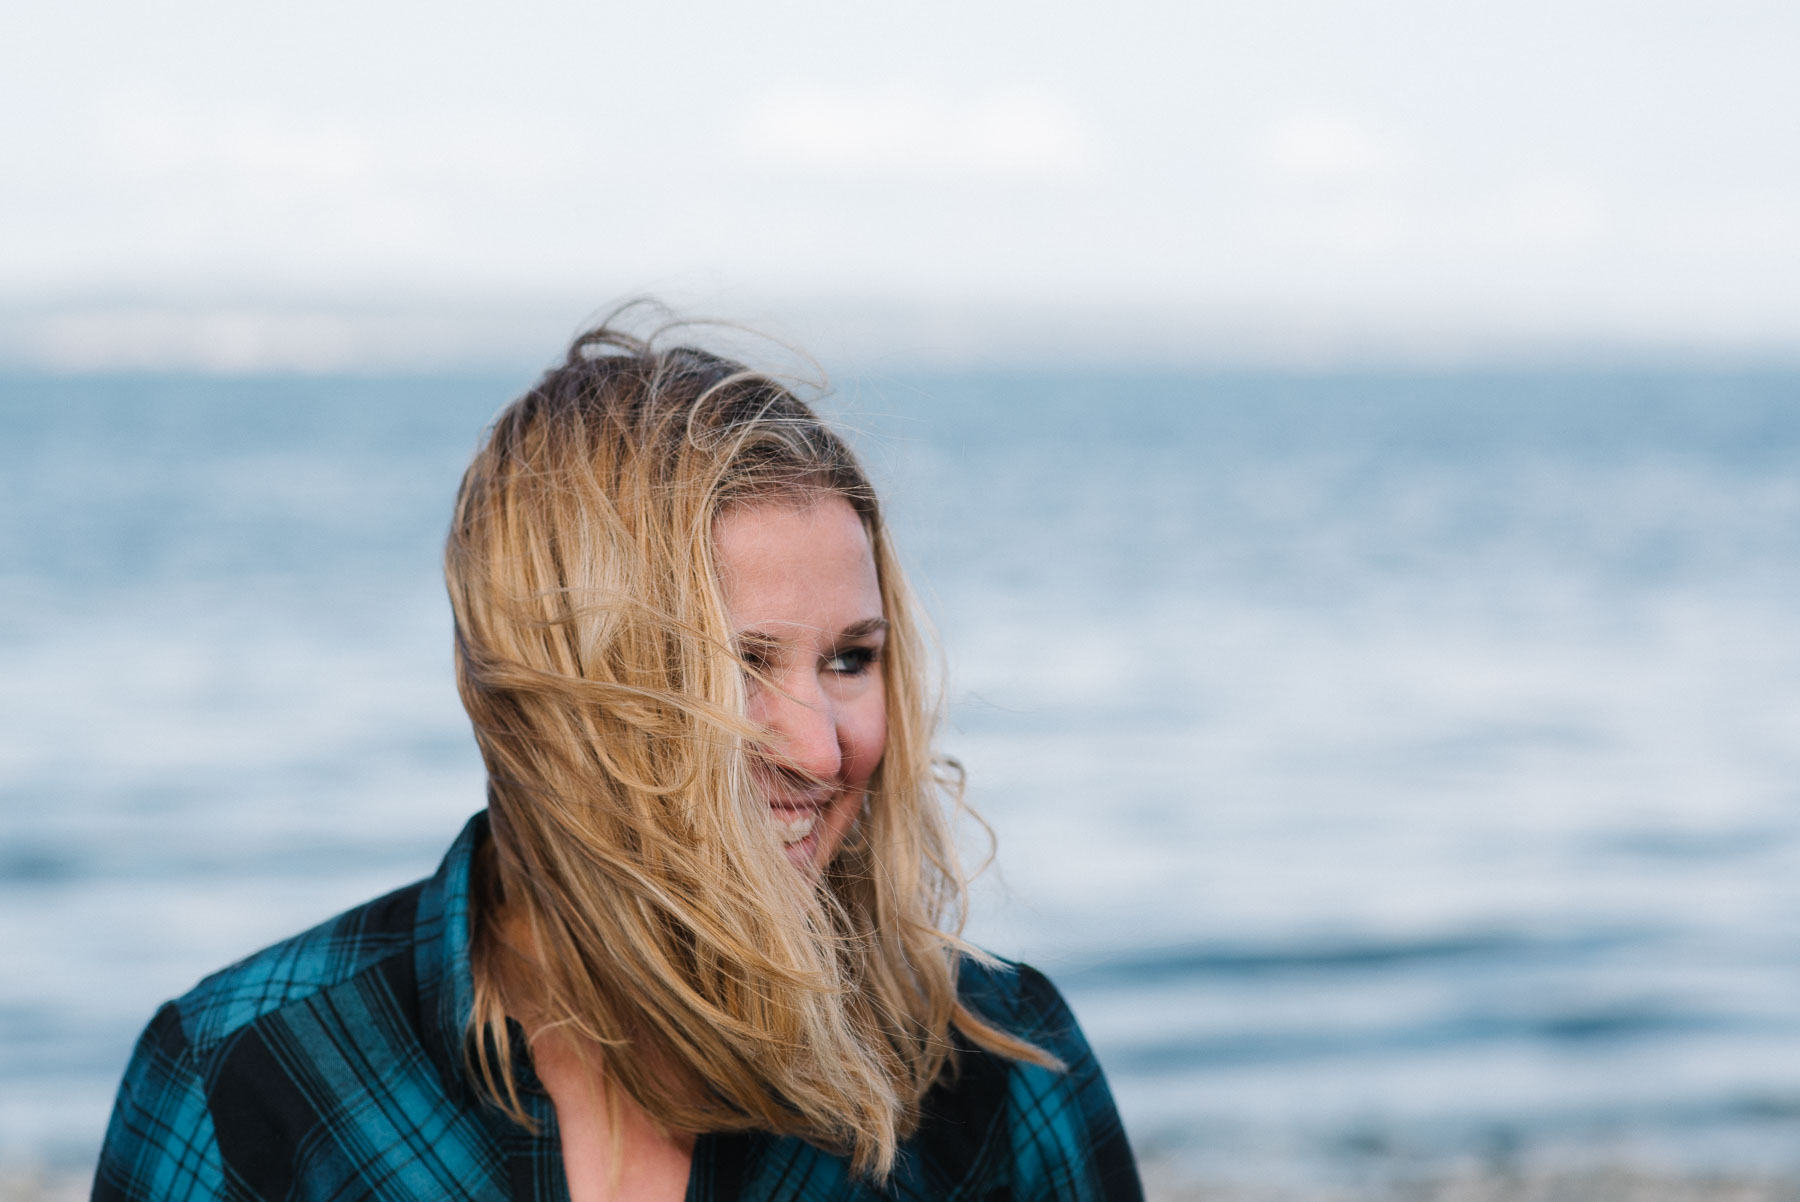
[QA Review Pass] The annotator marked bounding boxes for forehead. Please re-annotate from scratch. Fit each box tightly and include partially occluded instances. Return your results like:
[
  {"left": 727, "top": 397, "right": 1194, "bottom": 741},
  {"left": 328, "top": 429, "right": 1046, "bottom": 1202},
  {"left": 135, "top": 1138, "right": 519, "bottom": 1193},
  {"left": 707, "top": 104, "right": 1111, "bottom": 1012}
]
[{"left": 712, "top": 497, "right": 882, "bottom": 630}]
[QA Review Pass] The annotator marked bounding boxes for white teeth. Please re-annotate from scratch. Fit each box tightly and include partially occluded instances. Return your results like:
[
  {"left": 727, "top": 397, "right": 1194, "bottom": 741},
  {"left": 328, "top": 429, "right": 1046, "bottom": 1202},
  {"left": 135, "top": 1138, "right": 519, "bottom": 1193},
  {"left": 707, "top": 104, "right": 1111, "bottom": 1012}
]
[{"left": 772, "top": 812, "right": 818, "bottom": 845}]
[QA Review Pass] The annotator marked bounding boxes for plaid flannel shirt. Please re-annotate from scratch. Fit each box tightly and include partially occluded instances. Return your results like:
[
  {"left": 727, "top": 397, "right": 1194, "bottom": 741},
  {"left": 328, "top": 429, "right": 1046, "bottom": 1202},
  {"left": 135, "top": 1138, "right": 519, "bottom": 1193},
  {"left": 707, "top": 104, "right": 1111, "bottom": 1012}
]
[{"left": 93, "top": 813, "right": 1143, "bottom": 1201}]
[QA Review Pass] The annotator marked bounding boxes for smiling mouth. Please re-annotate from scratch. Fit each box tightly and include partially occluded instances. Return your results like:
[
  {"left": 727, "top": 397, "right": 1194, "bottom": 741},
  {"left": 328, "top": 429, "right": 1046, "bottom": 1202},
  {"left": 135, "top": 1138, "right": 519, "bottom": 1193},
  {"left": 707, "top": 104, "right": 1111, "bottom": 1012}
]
[{"left": 770, "top": 809, "right": 819, "bottom": 846}]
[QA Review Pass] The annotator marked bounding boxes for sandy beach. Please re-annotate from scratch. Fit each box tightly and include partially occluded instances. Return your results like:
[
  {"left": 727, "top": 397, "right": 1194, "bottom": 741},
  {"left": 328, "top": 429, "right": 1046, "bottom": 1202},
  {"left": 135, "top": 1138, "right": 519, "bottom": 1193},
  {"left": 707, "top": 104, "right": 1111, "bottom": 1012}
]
[
  {"left": 1139, "top": 1167, "right": 1800, "bottom": 1202},
  {"left": 15, "top": 1167, "right": 1800, "bottom": 1202}
]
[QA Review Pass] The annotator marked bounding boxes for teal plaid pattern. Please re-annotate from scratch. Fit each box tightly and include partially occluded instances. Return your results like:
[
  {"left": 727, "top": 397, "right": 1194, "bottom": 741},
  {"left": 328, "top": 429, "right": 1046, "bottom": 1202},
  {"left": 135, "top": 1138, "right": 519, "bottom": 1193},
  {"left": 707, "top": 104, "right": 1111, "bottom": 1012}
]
[{"left": 93, "top": 814, "right": 1143, "bottom": 1201}]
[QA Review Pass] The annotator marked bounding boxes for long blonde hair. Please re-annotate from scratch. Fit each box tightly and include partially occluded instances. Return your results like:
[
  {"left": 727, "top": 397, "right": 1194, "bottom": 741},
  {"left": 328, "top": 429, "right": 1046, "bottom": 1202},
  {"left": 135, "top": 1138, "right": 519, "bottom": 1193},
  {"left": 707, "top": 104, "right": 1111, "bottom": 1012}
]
[{"left": 445, "top": 315, "right": 1049, "bottom": 1178}]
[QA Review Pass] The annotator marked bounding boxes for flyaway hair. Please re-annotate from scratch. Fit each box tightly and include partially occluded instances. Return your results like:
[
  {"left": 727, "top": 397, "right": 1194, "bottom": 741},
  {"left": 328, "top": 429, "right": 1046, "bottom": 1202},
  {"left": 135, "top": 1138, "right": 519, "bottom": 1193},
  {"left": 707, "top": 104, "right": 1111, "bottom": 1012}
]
[{"left": 444, "top": 311, "right": 1053, "bottom": 1179}]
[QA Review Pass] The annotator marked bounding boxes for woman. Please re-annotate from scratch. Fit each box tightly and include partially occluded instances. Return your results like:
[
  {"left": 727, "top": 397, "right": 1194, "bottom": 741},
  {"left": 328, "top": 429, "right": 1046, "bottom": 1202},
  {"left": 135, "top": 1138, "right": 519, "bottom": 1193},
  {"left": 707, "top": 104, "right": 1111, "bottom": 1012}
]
[{"left": 93, "top": 317, "right": 1143, "bottom": 1201}]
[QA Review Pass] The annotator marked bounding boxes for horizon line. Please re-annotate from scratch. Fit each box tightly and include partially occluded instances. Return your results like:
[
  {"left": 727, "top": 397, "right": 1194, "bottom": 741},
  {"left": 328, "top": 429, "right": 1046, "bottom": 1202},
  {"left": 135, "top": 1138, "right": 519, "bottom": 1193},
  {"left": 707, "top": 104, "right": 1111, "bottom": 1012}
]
[{"left": 4, "top": 297, "right": 1798, "bottom": 376}]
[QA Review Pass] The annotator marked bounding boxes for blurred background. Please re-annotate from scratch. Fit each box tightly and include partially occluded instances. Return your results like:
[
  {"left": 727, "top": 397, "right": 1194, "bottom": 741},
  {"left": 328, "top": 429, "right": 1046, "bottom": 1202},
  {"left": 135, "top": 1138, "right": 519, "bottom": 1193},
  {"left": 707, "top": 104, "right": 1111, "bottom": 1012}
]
[{"left": 5, "top": 2, "right": 1800, "bottom": 1198}]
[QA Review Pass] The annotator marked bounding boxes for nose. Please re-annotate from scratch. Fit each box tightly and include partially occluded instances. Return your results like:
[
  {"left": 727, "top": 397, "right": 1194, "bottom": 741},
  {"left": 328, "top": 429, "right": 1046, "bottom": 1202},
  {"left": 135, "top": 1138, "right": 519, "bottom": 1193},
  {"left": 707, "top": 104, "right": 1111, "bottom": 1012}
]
[{"left": 754, "top": 677, "right": 843, "bottom": 785}]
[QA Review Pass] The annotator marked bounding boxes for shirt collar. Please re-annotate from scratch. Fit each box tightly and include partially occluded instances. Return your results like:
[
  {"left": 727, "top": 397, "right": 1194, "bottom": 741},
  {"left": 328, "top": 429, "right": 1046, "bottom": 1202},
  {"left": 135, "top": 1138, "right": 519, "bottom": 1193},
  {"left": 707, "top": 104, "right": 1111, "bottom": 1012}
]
[
  {"left": 409, "top": 810, "right": 777, "bottom": 1199},
  {"left": 414, "top": 809, "right": 486, "bottom": 1102}
]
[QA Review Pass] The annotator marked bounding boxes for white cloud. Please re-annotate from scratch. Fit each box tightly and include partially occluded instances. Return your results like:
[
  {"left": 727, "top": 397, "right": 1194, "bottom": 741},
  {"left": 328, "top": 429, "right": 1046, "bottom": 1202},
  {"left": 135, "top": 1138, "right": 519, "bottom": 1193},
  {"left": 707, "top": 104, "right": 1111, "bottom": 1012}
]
[
  {"left": 97, "top": 97, "right": 377, "bottom": 191},
  {"left": 3, "top": 3, "right": 1798, "bottom": 361},
  {"left": 1498, "top": 176, "right": 1605, "bottom": 244},
  {"left": 1260, "top": 112, "right": 1404, "bottom": 184},
  {"left": 737, "top": 87, "right": 1095, "bottom": 178}
]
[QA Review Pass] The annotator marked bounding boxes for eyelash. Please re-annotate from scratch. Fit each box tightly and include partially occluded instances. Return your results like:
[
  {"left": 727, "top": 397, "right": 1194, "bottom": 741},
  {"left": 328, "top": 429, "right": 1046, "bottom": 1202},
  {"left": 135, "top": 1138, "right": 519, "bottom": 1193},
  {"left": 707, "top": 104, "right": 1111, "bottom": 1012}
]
[
  {"left": 739, "top": 645, "right": 878, "bottom": 680},
  {"left": 827, "top": 646, "right": 878, "bottom": 676}
]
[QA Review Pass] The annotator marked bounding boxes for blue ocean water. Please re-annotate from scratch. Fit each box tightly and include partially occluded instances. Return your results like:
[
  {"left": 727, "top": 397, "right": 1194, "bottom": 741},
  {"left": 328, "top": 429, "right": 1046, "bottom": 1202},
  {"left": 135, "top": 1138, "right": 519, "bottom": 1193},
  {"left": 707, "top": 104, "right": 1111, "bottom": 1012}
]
[{"left": 5, "top": 369, "right": 1800, "bottom": 1188}]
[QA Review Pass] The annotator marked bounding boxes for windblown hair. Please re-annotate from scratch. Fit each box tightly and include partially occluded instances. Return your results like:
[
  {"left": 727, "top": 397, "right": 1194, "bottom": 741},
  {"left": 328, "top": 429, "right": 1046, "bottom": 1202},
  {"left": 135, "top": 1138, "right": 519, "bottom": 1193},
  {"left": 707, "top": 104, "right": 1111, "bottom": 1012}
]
[{"left": 445, "top": 314, "right": 1051, "bottom": 1179}]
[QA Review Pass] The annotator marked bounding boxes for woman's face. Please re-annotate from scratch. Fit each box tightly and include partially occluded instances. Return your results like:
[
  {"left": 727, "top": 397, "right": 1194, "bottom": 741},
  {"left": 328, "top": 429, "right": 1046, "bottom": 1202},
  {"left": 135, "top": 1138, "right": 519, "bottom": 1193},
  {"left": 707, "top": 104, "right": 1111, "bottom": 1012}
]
[{"left": 714, "top": 496, "right": 888, "bottom": 874}]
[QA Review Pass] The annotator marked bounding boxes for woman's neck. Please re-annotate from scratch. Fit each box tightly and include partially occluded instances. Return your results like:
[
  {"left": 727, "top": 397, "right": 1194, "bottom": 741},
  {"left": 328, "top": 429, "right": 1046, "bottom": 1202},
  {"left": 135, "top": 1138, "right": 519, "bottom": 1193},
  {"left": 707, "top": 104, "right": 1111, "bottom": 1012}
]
[{"left": 483, "top": 895, "right": 696, "bottom": 1202}]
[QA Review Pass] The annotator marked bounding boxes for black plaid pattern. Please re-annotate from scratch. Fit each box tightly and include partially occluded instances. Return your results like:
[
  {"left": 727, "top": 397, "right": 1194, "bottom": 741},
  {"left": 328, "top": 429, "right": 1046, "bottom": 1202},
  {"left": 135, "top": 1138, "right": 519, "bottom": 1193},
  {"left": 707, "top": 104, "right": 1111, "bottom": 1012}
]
[{"left": 93, "top": 814, "right": 1143, "bottom": 1201}]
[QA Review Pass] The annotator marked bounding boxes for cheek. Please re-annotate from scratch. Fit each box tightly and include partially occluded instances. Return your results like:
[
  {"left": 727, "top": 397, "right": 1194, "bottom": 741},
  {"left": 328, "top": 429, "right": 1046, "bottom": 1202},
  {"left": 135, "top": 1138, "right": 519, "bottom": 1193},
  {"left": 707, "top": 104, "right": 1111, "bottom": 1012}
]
[{"left": 839, "top": 692, "right": 888, "bottom": 788}]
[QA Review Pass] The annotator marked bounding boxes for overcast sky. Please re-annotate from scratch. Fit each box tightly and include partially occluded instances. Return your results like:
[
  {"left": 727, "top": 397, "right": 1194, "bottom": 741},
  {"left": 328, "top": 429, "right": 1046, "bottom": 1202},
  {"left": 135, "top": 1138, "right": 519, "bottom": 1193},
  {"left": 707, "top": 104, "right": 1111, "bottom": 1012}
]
[{"left": 4, "top": 1, "right": 1797, "bottom": 368}]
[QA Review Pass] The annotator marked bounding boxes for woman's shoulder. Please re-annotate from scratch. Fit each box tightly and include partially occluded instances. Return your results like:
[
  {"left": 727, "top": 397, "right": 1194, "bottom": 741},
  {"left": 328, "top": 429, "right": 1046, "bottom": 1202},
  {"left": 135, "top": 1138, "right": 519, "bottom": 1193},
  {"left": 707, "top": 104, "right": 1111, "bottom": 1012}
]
[
  {"left": 908, "top": 955, "right": 1145, "bottom": 1200},
  {"left": 164, "top": 877, "right": 428, "bottom": 1058},
  {"left": 955, "top": 953, "right": 1085, "bottom": 1050},
  {"left": 93, "top": 875, "right": 468, "bottom": 1202}
]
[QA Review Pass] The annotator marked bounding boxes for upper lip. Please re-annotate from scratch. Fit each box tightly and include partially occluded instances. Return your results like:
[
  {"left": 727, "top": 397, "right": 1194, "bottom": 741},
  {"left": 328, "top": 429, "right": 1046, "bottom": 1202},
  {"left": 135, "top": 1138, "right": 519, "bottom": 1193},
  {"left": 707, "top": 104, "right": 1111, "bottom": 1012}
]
[
  {"left": 759, "top": 779, "right": 833, "bottom": 813},
  {"left": 766, "top": 794, "right": 830, "bottom": 813},
  {"left": 752, "top": 760, "right": 834, "bottom": 812}
]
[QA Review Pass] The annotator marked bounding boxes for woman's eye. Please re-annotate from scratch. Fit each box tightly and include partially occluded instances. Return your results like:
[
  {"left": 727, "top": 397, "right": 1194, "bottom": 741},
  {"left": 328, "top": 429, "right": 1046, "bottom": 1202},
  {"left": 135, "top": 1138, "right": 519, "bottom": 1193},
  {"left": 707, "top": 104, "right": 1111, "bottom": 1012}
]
[{"left": 827, "top": 646, "right": 877, "bottom": 675}]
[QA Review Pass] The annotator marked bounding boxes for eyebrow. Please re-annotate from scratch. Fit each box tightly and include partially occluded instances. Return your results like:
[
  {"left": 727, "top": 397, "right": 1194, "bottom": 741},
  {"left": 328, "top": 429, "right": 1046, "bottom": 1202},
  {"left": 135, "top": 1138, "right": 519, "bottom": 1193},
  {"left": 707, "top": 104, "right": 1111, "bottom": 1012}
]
[
  {"left": 837, "top": 618, "right": 889, "bottom": 641},
  {"left": 734, "top": 618, "right": 887, "bottom": 653}
]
